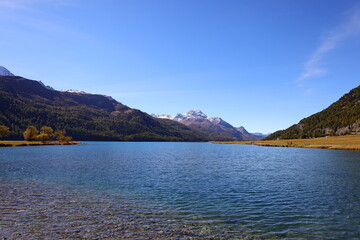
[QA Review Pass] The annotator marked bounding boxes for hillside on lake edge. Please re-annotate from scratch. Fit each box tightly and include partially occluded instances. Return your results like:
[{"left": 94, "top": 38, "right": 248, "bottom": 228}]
[
  {"left": 0, "top": 75, "right": 214, "bottom": 141},
  {"left": 266, "top": 85, "right": 360, "bottom": 140}
]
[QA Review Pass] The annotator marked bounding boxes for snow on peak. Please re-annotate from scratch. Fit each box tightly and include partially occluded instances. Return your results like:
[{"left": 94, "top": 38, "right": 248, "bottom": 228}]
[
  {"left": 60, "top": 90, "right": 114, "bottom": 100},
  {"left": 0, "top": 66, "right": 14, "bottom": 76},
  {"left": 151, "top": 114, "right": 174, "bottom": 120},
  {"left": 60, "top": 89, "right": 86, "bottom": 94},
  {"left": 208, "top": 117, "right": 221, "bottom": 123},
  {"left": 185, "top": 109, "right": 208, "bottom": 119},
  {"left": 173, "top": 113, "right": 185, "bottom": 121},
  {"left": 153, "top": 109, "right": 222, "bottom": 122}
]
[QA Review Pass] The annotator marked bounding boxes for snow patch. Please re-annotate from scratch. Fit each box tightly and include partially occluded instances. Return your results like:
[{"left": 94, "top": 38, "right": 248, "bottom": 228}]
[
  {"left": 60, "top": 89, "right": 87, "bottom": 94},
  {"left": 151, "top": 114, "right": 174, "bottom": 120}
]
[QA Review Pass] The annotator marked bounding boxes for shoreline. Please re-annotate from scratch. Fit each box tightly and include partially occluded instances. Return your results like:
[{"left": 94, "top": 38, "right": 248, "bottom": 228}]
[
  {"left": 216, "top": 135, "right": 360, "bottom": 151},
  {"left": 0, "top": 140, "right": 81, "bottom": 147}
]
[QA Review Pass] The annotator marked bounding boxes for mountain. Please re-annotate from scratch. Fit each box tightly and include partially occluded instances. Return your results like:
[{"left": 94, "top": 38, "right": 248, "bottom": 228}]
[
  {"left": 0, "top": 66, "right": 14, "bottom": 76},
  {"left": 0, "top": 74, "right": 209, "bottom": 141},
  {"left": 266, "top": 85, "right": 360, "bottom": 140},
  {"left": 236, "top": 126, "right": 265, "bottom": 141},
  {"left": 250, "top": 132, "right": 270, "bottom": 138},
  {"left": 152, "top": 110, "right": 263, "bottom": 140}
]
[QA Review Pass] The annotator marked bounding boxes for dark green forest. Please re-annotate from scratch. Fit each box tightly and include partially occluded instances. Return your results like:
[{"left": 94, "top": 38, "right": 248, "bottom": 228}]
[
  {"left": 0, "top": 76, "right": 213, "bottom": 141},
  {"left": 266, "top": 85, "right": 360, "bottom": 140}
]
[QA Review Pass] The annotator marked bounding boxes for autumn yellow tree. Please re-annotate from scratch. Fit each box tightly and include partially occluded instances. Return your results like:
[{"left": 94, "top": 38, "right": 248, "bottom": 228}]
[
  {"left": 23, "top": 126, "right": 39, "bottom": 141},
  {"left": 36, "top": 126, "right": 54, "bottom": 141},
  {"left": 0, "top": 125, "right": 10, "bottom": 139},
  {"left": 54, "top": 130, "right": 73, "bottom": 142},
  {"left": 54, "top": 129, "right": 65, "bottom": 141}
]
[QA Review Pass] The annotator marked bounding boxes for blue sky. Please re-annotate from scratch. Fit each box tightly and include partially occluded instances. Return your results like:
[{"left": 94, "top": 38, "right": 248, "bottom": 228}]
[{"left": 0, "top": 0, "right": 359, "bottom": 133}]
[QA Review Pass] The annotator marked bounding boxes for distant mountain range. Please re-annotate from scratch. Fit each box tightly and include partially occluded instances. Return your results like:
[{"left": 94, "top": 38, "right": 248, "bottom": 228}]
[
  {"left": 152, "top": 110, "right": 266, "bottom": 140},
  {"left": 0, "top": 67, "right": 211, "bottom": 141},
  {"left": 236, "top": 126, "right": 270, "bottom": 139},
  {"left": 9, "top": 65, "right": 357, "bottom": 142},
  {"left": 0, "top": 66, "right": 268, "bottom": 141},
  {"left": 266, "top": 85, "right": 360, "bottom": 140}
]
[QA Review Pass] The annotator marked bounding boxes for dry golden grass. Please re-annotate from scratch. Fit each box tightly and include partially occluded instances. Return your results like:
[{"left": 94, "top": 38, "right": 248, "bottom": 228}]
[
  {"left": 218, "top": 135, "right": 360, "bottom": 151},
  {"left": 0, "top": 140, "right": 80, "bottom": 147}
]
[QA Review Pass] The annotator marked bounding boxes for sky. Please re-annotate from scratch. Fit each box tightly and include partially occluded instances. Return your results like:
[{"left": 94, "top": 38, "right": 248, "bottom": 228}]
[{"left": 0, "top": 0, "right": 359, "bottom": 133}]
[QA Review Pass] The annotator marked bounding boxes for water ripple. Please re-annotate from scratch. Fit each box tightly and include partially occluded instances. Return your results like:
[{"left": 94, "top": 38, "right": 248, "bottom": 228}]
[{"left": 1, "top": 142, "right": 360, "bottom": 239}]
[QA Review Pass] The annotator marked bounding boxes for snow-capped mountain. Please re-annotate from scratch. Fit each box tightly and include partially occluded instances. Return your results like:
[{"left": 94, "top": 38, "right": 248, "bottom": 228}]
[
  {"left": 0, "top": 66, "right": 57, "bottom": 90},
  {"left": 179, "top": 109, "right": 208, "bottom": 119},
  {"left": 154, "top": 110, "right": 221, "bottom": 123},
  {"left": 0, "top": 66, "right": 14, "bottom": 76},
  {"left": 152, "top": 110, "right": 264, "bottom": 140}
]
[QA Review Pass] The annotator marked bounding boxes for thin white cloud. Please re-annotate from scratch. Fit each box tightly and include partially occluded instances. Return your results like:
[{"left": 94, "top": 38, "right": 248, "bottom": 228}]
[
  {"left": 0, "top": 0, "right": 49, "bottom": 11},
  {"left": 0, "top": 0, "right": 76, "bottom": 9},
  {"left": 0, "top": 0, "right": 90, "bottom": 43},
  {"left": 298, "top": 5, "right": 360, "bottom": 81},
  {"left": 0, "top": 0, "right": 23, "bottom": 8}
]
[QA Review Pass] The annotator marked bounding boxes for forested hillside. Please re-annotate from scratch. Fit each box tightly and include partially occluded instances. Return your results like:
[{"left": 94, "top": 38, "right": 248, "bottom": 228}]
[
  {"left": 0, "top": 76, "right": 209, "bottom": 141},
  {"left": 266, "top": 85, "right": 360, "bottom": 140}
]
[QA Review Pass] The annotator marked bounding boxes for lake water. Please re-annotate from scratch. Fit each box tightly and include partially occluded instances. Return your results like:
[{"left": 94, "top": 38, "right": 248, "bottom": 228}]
[{"left": 1, "top": 142, "right": 360, "bottom": 239}]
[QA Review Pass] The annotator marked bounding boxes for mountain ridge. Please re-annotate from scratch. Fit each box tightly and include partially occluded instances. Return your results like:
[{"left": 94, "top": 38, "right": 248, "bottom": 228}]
[
  {"left": 0, "top": 66, "right": 14, "bottom": 76},
  {"left": 266, "top": 85, "right": 360, "bottom": 140},
  {"left": 153, "top": 110, "right": 265, "bottom": 140},
  {"left": 0, "top": 67, "right": 268, "bottom": 141},
  {"left": 0, "top": 75, "right": 210, "bottom": 141}
]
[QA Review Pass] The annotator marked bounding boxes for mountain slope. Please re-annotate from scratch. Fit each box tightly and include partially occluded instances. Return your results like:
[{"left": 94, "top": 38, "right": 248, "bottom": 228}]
[
  {"left": 266, "top": 85, "right": 360, "bottom": 140},
  {"left": 153, "top": 110, "right": 263, "bottom": 140},
  {"left": 0, "top": 66, "right": 14, "bottom": 76},
  {"left": 236, "top": 126, "right": 265, "bottom": 141},
  {"left": 0, "top": 75, "right": 209, "bottom": 141}
]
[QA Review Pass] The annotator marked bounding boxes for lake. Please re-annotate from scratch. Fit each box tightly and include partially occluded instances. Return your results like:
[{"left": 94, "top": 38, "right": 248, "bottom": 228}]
[{"left": 1, "top": 142, "right": 360, "bottom": 239}]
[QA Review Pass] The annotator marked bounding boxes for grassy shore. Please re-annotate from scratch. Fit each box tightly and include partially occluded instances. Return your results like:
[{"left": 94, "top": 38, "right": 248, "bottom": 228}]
[
  {"left": 217, "top": 135, "right": 360, "bottom": 151},
  {"left": 0, "top": 140, "right": 81, "bottom": 147}
]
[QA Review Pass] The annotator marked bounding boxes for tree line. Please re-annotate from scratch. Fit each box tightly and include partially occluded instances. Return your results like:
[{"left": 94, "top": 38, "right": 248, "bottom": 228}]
[
  {"left": 0, "top": 125, "right": 72, "bottom": 142},
  {"left": 0, "top": 87, "right": 209, "bottom": 142}
]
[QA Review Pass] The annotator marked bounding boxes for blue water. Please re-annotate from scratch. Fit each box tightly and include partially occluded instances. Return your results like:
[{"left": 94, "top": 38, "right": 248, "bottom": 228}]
[{"left": 1, "top": 142, "right": 360, "bottom": 239}]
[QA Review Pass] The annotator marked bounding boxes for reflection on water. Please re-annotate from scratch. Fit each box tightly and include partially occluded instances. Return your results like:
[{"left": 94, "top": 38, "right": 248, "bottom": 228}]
[{"left": 1, "top": 142, "right": 360, "bottom": 239}]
